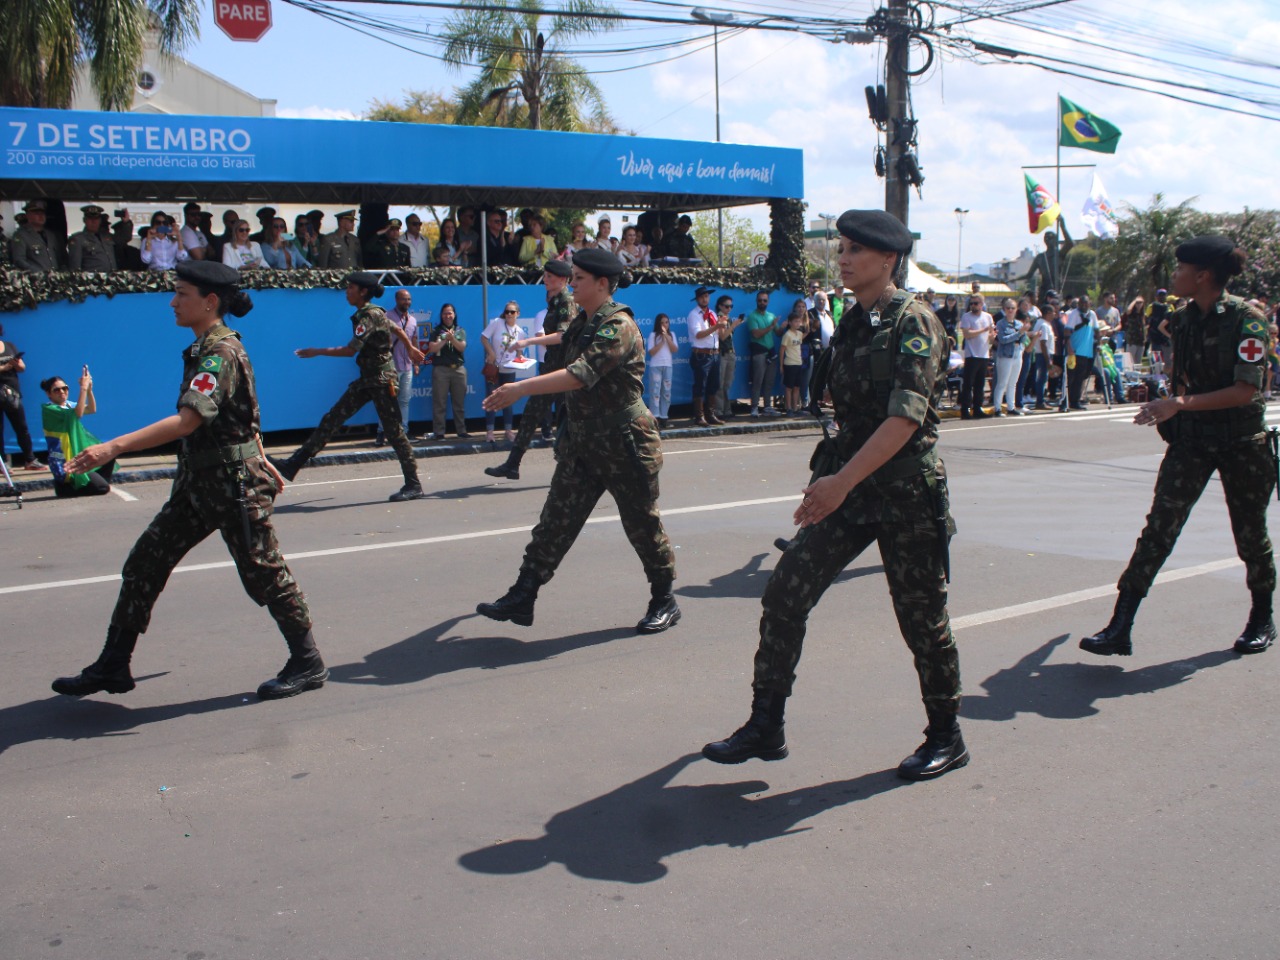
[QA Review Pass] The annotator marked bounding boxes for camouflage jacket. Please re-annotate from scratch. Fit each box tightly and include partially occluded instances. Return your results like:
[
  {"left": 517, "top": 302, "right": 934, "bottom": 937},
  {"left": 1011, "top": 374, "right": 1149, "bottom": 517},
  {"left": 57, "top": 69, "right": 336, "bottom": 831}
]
[
  {"left": 541, "top": 287, "right": 576, "bottom": 370},
  {"left": 346, "top": 303, "right": 397, "bottom": 378},
  {"left": 827, "top": 285, "right": 950, "bottom": 524},
  {"left": 177, "top": 323, "right": 260, "bottom": 455},
  {"left": 1166, "top": 292, "right": 1270, "bottom": 437}
]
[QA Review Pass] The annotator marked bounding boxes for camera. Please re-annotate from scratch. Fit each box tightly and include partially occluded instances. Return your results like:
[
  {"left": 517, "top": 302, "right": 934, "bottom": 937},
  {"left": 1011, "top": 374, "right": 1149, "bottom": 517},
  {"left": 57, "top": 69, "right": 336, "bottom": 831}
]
[{"left": 156, "top": 224, "right": 171, "bottom": 235}]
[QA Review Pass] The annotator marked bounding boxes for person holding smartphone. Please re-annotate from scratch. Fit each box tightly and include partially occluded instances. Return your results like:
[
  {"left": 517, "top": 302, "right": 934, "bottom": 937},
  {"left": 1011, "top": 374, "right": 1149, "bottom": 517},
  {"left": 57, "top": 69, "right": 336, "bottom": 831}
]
[
  {"left": 140, "top": 212, "right": 189, "bottom": 272},
  {"left": 42, "top": 366, "right": 114, "bottom": 496},
  {"left": 714, "top": 296, "right": 747, "bottom": 419}
]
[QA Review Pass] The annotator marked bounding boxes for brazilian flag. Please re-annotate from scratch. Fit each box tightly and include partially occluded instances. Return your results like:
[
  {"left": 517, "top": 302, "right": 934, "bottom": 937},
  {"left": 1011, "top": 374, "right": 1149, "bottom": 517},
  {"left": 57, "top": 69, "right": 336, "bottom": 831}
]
[{"left": 1058, "top": 95, "right": 1122, "bottom": 154}]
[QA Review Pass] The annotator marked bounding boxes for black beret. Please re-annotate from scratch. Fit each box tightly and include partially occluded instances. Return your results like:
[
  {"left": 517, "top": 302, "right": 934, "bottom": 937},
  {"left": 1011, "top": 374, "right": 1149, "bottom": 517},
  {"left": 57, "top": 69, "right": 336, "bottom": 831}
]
[
  {"left": 836, "top": 209, "right": 914, "bottom": 254},
  {"left": 177, "top": 260, "right": 241, "bottom": 288},
  {"left": 544, "top": 259, "right": 572, "bottom": 278},
  {"left": 344, "top": 271, "right": 384, "bottom": 293},
  {"left": 572, "top": 247, "right": 624, "bottom": 279},
  {"left": 1176, "top": 235, "right": 1236, "bottom": 268}
]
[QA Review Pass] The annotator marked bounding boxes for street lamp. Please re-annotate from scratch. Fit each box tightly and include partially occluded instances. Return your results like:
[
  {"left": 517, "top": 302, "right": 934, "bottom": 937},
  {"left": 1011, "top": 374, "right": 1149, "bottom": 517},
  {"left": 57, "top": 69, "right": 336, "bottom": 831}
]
[
  {"left": 818, "top": 212, "right": 837, "bottom": 289},
  {"left": 692, "top": 7, "right": 736, "bottom": 266},
  {"left": 954, "top": 207, "right": 969, "bottom": 283}
]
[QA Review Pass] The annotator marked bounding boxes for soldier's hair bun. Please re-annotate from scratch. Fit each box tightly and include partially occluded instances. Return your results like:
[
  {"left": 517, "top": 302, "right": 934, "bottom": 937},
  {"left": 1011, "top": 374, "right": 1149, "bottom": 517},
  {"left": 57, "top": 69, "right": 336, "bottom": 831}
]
[
  {"left": 227, "top": 291, "right": 254, "bottom": 318},
  {"left": 616, "top": 270, "right": 633, "bottom": 290},
  {"left": 1224, "top": 247, "right": 1247, "bottom": 278},
  {"left": 371, "top": 282, "right": 386, "bottom": 299}
]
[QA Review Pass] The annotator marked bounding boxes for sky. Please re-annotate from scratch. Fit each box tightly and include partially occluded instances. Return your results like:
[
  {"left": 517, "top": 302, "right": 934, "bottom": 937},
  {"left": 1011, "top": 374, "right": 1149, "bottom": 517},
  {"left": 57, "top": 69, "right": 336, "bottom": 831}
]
[{"left": 186, "top": 0, "right": 1279, "bottom": 275}]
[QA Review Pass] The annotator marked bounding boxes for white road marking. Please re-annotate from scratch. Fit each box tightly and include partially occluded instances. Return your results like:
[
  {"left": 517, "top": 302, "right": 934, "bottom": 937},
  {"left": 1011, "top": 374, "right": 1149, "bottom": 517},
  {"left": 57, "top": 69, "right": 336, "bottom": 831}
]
[
  {"left": 109, "top": 486, "right": 138, "bottom": 502},
  {"left": 950, "top": 557, "right": 1241, "bottom": 631}
]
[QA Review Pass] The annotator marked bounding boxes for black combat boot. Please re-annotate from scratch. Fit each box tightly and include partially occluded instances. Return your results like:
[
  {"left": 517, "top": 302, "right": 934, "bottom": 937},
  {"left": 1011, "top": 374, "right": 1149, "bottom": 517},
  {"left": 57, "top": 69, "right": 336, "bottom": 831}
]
[
  {"left": 269, "top": 453, "right": 303, "bottom": 482},
  {"left": 484, "top": 447, "right": 525, "bottom": 480},
  {"left": 1079, "top": 589, "right": 1141, "bottom": 657},
  {"left": 702, "top": 688, "right": 789, "bottom": 764},
  {"left": 636, "top": 580, "right": 681, "bottom": 633},
  {"left": 389, "top": 482, "right": 426, "bottom": 502},
  {"left": 258, "top": 629, "right": 328, "bottom": 700},
  {"left": 477, "top": 571, "right": 541, "bottom": 627},
  {"left": 52, "top": 625, "right": 139, "bottom": 696},
  {"left": 1234, "top": 590, "right": 1276, "bottom": 654},
  {"left": 897, "top": 708, "right": 970, "bottom": 781}
]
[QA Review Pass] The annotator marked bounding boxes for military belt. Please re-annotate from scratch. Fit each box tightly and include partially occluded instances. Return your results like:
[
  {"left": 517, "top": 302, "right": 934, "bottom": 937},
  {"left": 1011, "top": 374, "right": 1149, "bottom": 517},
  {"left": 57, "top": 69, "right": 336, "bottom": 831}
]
[
  {"left": 866, "top": 447, "right": 938, "bottom": 486},
  {"left": 180, "top": 441, "right": 261, "bottom": 469},
  {"left": 568, "top": 399, "right": 649, "bottom": 435},
  {"left": 1165, "top": 416, "right": 1265, "bottom": 442}
]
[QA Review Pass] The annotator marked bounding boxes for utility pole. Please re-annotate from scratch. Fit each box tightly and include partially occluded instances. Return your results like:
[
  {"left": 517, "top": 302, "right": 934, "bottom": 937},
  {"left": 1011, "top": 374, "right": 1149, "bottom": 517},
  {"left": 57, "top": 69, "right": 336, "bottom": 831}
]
[{"left": 883, "top": 0, "right": 911, "bottom": 227}]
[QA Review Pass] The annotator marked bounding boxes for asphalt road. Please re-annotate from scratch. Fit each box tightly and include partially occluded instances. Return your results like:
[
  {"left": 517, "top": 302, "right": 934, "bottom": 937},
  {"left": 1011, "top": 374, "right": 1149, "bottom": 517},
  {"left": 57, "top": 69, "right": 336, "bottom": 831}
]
[{"left": 2, "top": 406, "right": 1278, "bottom": 960}]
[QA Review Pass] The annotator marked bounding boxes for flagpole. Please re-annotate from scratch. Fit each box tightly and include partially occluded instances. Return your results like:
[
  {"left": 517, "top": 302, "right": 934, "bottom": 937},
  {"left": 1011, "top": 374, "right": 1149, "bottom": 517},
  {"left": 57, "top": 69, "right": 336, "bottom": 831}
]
[{"left": 1054, "top": 93, "right": 1061, "bottom": 291}]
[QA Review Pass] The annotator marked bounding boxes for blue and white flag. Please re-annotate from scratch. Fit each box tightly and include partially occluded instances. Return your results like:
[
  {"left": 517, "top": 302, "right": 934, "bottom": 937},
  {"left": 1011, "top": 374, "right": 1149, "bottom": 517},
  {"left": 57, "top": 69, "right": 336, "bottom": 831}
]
[{"left": 1080, "top": 173, "right": 1119, "bottom": 239}]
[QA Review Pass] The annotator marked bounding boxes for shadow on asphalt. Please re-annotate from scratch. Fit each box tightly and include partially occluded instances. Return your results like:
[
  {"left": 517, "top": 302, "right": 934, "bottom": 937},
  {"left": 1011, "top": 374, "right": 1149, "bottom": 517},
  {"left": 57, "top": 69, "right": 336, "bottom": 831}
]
[
  {"left": 0, "top": 684, "right": 254, "bottom": 757},
  {"left": 274, "top": 482, "right": 551, "bottom": 515},
  {"left": 458, "top": 753, "right": 908, "bottom": 883},
  {"left": 677, "top": 552, "right": 884, "bottom": 601},
  {"left": 962, "top": 633, "right": 1240, "bottom": 721},
  {"left": 328, "top": 613, "right": 637, "bottom": 686}
]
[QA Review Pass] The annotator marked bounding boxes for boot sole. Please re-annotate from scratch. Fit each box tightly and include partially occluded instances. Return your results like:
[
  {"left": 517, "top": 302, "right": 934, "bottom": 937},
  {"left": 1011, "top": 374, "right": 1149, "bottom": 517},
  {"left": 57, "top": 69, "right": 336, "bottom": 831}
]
[
  {"left": 636, "top": 607, "right": 682, "bottom": 634},
  {"left": 1234, "top": 639, "right": 1274, "bottom": 654},
  {"left": 701, "top": 743, "right": 789, "bottom": 764},
  {"left": 51, "top": 679, "right": 136, "bottom": 697},
  {"left": 1079, "top": 640, "right": 1132, "bottom": 657},
  {"left": 476, "top": 604, "right": 533, "bottom": 627},
  {"left": 897, "top": 748, "right": 970, "bottom": 781}
]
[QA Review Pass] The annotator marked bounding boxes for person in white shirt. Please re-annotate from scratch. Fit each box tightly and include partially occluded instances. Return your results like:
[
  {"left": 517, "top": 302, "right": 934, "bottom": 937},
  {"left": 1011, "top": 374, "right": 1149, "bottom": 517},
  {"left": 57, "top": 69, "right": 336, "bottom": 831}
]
[
  {"left": 646, "top": 312, "right": 677, "bottom": 427},
  {"left": 685, "top": 285, "right": 724, "bottom": 425},
  {"left": 179, "top": 202, "right": 209, "bottom": 261},
  {"left": 593, "top": 215, "right": 619, "bottom": 253},
  {"left": 1030, "top": 304, "right": 1058, "bottom": 409},
  {"left": 139, "top": 213, "right": 189, "bottom": 271},
  {"left": 481, "top": 300, "right": 531, "bottom": 442},
  {"left": 400, "top": 214, "right": 432, "bottom": 267},
  {"left": 221, "top": 220, "right": 268, "bottom": 271},
  {"left": 958, "top": 295, "right": 993, "bottom": 418}
]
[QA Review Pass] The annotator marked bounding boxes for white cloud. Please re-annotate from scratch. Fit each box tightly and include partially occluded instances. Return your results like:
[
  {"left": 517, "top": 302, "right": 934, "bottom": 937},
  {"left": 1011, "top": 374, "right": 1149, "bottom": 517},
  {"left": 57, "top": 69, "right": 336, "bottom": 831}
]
[{"left": 276, "top": 105, "right": 361, "bottom": 121}]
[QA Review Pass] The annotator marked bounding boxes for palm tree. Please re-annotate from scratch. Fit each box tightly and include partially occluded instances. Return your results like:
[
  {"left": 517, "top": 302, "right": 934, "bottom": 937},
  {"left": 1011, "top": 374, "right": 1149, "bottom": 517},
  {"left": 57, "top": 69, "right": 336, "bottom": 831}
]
[
  {"left": 1097, "top": 194, "right": 1214, "bottom": 299},
  {"left": 0, "top": 0, "right": 199, "bottom": 111},
  {"left": 440, "top": 0, "right": 618, "bottom": 132}
]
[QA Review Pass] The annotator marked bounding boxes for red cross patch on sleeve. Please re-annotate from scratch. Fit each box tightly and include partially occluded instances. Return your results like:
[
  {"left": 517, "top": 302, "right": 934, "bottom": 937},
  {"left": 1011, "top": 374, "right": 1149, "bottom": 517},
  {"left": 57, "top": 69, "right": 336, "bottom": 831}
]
[
  {"left": 190, "top": 372, "right": 218, "bottom": 396},
  {"left": 1238, "top": 337, "right": 1265, "bottom": 363},
  {"left": 354, "top": 323, "right": 367, "bottom": 337}
]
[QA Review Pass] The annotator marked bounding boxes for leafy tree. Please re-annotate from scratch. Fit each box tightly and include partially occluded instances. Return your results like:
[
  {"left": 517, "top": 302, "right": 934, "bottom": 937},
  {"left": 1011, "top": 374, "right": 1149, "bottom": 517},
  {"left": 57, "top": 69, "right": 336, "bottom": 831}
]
[
  {"left": 440, "top": 0, "right": 617, "bottom": 132},
  {"left": 688, "top": 209, "right": 770, "bottom": 269},
  {"left": 366, "top": 90, "right": 459, "bottom": 126},
  {"left": 1095, "top": 194, "right": 1213, "bottom": 300},
  {"left": 0, "top": 0, "right": 199, "bottom": 111}
]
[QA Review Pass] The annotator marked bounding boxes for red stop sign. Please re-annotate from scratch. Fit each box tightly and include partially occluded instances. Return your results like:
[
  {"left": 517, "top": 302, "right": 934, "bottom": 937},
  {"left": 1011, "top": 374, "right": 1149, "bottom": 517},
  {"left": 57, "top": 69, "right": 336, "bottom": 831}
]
[{"left": 215, "top": 0, "right": 273, "bottom": 42}]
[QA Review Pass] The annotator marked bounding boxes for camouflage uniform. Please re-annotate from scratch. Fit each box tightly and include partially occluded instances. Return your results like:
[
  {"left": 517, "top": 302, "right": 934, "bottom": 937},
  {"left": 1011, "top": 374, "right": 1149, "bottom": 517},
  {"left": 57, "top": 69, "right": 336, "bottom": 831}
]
[
  {"left": 1117, "top": 293, "right": 1275, "bottom": 597},
  {"left": 67, "top": 229, "right": 117, "bottom": 272},
  {"left": 518, "top": 298, "right": 676, "bottom": 586},
  {"left": 111, "top": 324, "right": 311, "bottom": 637},
  {"left": 317, "top": 231, "right": 363, "bottom": 270},
  {"left": 753, "top": 286, "right": 962, "bottom": 716},
  {"left": 10, "top": 224, "right": 64, "bottom": 272},
  {"left": 290, "top": 304, "right": 421, "bottom": 486},
  {"left": 512, "top": 287, "right": 575, "bottom": 450}
]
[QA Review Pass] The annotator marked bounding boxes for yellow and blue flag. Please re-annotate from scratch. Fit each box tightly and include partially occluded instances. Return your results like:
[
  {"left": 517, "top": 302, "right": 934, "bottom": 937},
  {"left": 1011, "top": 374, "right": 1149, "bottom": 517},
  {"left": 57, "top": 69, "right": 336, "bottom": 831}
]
[{"left": 1059, "top": 95, "right": 1122, "bottom": 154}]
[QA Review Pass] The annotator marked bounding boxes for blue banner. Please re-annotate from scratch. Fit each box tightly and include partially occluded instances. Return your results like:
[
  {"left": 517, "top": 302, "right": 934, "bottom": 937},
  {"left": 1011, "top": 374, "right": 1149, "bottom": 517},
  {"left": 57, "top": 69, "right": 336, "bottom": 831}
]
[
  {"left": 2, "top": 285, "right": 798, "bottom": 455},
  {"left": 0, "top": 107, "right": 803, "bottom": 201}
]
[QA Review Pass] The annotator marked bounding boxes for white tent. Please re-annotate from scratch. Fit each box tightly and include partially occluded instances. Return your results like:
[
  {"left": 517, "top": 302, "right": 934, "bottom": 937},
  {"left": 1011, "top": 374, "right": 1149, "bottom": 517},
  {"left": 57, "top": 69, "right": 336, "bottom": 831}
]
[{"left": 905, "top": 261, "right": 969, "bottom": 295}]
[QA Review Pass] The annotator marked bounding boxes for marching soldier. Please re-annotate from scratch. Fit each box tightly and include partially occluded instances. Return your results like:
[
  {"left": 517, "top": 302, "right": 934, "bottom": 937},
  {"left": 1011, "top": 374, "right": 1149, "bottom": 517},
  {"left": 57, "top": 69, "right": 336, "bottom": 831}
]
[
  {"left": 51, "top": 261, "right": 328, "bottom": 701},
  {"left": 1082, "top": 236, "right": 1277, "bottom": 658},
  {"left": 476, "top": 248, "right": 681, "bottom": 634},
  {"left": 67, "top": 205, "right": 118, "bottom": 272},
  {"left": 317, "top": 210, "right": 363, "bottom": 270},
  {"left": 273, "top": 272, "right": 427, "bottom": 502},
  {"left": 10, "top": 200, "right": 64, "bottom": 272},
  {"left": 484, "top": 258, "right": 575, "bottom": 480},
  {"left": 702, "top": 209, "right": 968, "bottom": 781}
]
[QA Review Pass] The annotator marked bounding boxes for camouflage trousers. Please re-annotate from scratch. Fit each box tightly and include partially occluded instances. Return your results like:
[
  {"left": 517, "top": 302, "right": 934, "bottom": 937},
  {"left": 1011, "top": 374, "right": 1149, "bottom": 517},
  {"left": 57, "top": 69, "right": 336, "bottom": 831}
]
[
  {"left": 294, "top": 376, "right": 419, "bottom": 485},
  {"left": 520, "top": 452, "right": 676, "bottom": 588},
  {"left": 111, "top": 462, "right": 312, "bottom": 637},
  {"left": 754, "top": 508, "right": 961, "bottom": 714},
  {"left": 1119, "top": 436, "right": 1276, "bottom": 597},
  {"left": 512, "top": 389, "right": 563, "bottom": 452}
]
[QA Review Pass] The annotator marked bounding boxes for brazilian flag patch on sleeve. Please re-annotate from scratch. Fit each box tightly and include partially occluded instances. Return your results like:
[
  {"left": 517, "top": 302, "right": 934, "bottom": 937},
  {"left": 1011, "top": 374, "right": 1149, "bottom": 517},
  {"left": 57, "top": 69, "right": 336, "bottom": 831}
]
[
  {"left": 199, "top": 356, "right": 224, "bottom": 373},
  {"left": 595, "top": 324, "right": 618, "bottom": 341},
  {"left": 1244, "top": 319, "right": 1266, "bottom": 337},
  {"left": 901, "top": 334, "right": 931, "bottom": 357}
]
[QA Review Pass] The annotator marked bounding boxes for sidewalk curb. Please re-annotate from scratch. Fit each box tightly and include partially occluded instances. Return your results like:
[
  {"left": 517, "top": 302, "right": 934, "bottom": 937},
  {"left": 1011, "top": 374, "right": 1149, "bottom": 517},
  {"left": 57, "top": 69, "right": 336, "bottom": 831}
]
[{"left": 6, "top": 417, "right": 825, "bottom": 494}]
